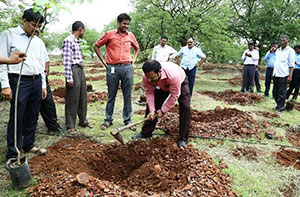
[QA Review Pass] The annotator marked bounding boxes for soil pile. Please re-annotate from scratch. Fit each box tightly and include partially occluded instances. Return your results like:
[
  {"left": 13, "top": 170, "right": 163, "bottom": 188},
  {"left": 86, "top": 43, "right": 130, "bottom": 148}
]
[
  {"left": 286, "top": 127, "right": 300, "bottom": 147},
  {"left": 253, "top": 110, "right": 279, "bottom": 119},
  {"left": 200, "top": 90, "right": 264, "bottom": 105},
  {"left": 87, "top": 92, "right": 107, "bottom": 103},
  {"left": 50, "top": 60, "right": 63, "bottom": 66},
  {"left": 28, "top": 138, "right": 236, "bottom": 196},
  {"left": 228, "top": 77, "right": 242, "bottom": 86},
  {"left": 48, "top": 79, "right": 64, "bottom": 86},
  {"left": 88, "top": 68, "right": 105, "bottom": 74},
  {"left": 86, "top": 75, "right": 105, "bottom": 81},
  {"left": 230, "top": 146, "right": 261, "bottom": 161},
  {"left": 275, "top": 147, "right": 300, "bottom": 170},
  {"left": 52, "top": 87, "right": 66, "bottom": 103},
  {"left": 157, "top": 106, "right": 260, "bottom": 138},
  {"left": 86, "top": 62, "right": 104, "bottom": 68},
  {"left": 49, "top": 71, "right": 64, "bottom": 76}
]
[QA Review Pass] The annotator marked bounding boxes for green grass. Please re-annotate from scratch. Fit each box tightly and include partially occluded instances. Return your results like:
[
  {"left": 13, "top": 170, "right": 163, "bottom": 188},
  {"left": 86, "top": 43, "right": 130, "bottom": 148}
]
[{"left": 0, "top": 58, "right": 299, "bottom": 196}]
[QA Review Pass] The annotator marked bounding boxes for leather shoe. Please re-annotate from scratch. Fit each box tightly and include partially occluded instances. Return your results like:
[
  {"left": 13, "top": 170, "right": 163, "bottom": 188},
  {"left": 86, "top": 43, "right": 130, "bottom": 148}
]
[
  {"left": 132, "top": 133, "right": 151, "bottom": 140},
  {"left": 178, "top": 140, "right": 188, "bottom": 148}
]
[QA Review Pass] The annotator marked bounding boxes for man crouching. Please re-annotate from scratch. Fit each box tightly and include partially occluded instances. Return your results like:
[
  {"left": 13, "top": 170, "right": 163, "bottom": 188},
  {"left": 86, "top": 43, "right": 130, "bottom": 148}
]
[{"left": 132, "top": 60, "right": 191, "bottom": 147}]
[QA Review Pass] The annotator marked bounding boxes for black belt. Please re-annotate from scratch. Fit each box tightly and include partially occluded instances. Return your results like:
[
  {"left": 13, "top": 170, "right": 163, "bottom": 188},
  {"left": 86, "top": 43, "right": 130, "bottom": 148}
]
[
  {"left": 9, "top": 73, "right": 41, "bottom": 80},
  {"left": 244, "top": 64, "right": 255, "bottom": 66},
  {"left": 72, "top": 64, "right": 83, "bottom": 68}
]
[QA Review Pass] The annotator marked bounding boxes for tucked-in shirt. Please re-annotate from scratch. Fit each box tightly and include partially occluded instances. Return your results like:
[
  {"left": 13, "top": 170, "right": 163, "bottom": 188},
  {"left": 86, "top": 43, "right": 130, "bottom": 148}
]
[
  {"left": 0, "top": 26, "right": 46, "bottom": 89},
  {"left": 143, "top": 62, "right": 186, "bottom": 114},
  {"left": 151, "top": 44, "right": 177, "bottom": 63},
  {"left": 62, "top": 34, "right": 83, "bottom": 82},
  {"left": 178, "top": 46, "right": 206, "bottom": 70},
  {"left": 242, "top": 49, "right": 259, "bottom": 65},
  {"left": 95, "top": 29, "right": 139, "bottom": 65},
  {"left": 273, "top": 46, "right": 295, "bottom": 77},
  {"left": 295, "top": 53, "right": 300, "bottom": 69},
  {"left": 263, "top": 51, "right": 276, "bottom": 68}
]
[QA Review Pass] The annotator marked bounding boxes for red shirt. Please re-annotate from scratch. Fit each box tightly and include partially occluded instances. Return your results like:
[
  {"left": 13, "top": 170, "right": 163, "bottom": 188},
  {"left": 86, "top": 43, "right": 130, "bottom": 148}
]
[{"left": 95, "top": 29, "right": 139, "bottom": 64}]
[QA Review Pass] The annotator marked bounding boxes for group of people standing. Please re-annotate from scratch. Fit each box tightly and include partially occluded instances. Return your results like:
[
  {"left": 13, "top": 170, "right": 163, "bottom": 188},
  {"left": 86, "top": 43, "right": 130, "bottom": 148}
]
[{"left": 241, "top": 35, "right": 299, "bottom": 112}]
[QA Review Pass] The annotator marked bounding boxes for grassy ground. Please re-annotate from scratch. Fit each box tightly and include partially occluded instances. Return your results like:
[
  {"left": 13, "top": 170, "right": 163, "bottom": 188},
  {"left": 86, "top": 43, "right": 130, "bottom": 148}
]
[{"left": 0, "top": 57, "right": 299, "bottom": 196}]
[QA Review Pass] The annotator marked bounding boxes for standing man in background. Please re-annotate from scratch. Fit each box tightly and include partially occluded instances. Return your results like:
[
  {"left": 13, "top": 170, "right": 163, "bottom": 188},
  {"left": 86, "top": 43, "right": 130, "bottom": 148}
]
[
  {"left": 264, "top": 42, "right": 278, "bottom": 97},
  {"left": 273, "top": 35, "right": 295, "bottom": 112},
  {"left": 241, "top": 43, "right": 259, "bottom": 93},
  {"left": 94, "top": 13, "right": 140, "bottom": 130},
  {"left": 151, "top": 36, "right": 177, "bottom": 63},
  {"left": 177, "top": 37, "right": 206, "bottom": 96},
  {"left": 286, "top": 45, "right": 300, "bottom": 101},
  {"left": 62, "top": 21, "right": 93, "bottom": 134}
]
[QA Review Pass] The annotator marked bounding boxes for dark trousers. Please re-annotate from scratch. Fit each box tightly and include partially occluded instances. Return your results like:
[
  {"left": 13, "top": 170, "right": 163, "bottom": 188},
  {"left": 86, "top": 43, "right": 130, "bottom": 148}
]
[
  {"left": 141, "top": 77, "right": 191, "bottom": 141},
  {"left": 6, "top": 74, "right": 42, "bottom": 159},
  {"left": 254, "top": 68, "right": 261, "bottom": 92},
  {"left": 264, "top": 67, "right": 274, "bottom": 97},
  {"left": 273, "top": 76, "right": 287, "bottom": 111},
  {"left": 184, "top": 66, "right": 196, "bottom": 97},
  {"left": 40, "top": 76, "right": 61, "bottom": 131},
  {"left": 287, "top": 69, "right": 300, "bottom": 100},
  {"left": 65, "top": 65, "right": 88, "bottom": 129},
  {"left": 105, "top": 64, "right": 133, "bottom": 124},
  {"left": 241, "top": 65, "right": 255, "bottom": 92}
]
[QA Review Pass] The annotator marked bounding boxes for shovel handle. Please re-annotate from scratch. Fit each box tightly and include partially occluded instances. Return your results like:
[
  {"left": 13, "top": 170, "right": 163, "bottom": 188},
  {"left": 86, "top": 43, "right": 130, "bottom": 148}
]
[{"left": 111, "top": 118, "right": 148, "bottom": 135}]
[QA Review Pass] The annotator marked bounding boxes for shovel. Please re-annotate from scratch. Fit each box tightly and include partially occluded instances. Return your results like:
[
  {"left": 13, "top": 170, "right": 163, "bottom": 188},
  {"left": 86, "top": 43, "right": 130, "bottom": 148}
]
[{"left": 110, "top": 118, "right": 148, "bottom": 144}]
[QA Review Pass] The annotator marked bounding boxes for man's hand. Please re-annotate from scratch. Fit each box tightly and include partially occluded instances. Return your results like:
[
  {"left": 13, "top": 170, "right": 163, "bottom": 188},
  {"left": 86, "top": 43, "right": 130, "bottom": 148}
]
[
  {"left": 147, "top": 111, "right": 156, "bottom": 121},
  {"left": 287, "top": 75, "right": 292, "bottom": 84},
  {"left": 156, "top": 110, "right": 164, "bottom": 119},
  {"left": 2, "top": 87, "right": 12, "bottom": 100},
  {"left": 42, "top": 88, "right": 47, "bottom": 100},
  {"left": 67, "top": 81, "right": 74, "bottom": 87},
  {"left": 8, "top": 51, "right": 26, "bottom": 64},
  {"left": 246, "top": 53, "right": 252, "bottom": 57}
]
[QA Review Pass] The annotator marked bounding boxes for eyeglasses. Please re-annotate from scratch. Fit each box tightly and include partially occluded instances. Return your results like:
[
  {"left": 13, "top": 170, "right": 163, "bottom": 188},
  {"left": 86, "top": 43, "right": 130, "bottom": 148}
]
[{"left": 28, "top": 22, "right": 42, "bottom": 29}]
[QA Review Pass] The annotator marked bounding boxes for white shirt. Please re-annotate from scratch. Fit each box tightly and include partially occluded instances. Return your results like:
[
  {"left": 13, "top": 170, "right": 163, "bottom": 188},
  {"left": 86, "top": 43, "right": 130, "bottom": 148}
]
[
  {"left": 273, "top": 45, "right": 295, "bottom": 77},
  {"left": 151, "top": 44, "right": 177, "bottom": 63},
  {"left": 242, "top": 49, "right": 259, "bottom": 65},
  {"left": 0, "top": 26, "right": 46, "bottom": 88}
]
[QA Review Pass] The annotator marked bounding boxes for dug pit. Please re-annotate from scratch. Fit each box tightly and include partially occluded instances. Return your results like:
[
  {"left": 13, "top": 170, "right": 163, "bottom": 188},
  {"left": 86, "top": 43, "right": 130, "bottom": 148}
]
[
  {"left": 28, "top": 137, "right": 236, "bottom": 196},
  {"left": 275, "top": 147, "right": 300, "bottom": 170}
]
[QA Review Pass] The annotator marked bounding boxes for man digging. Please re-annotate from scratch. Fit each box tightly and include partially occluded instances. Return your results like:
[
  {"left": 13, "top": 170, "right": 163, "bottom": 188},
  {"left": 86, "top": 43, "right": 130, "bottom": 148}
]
[{"left": 132, "top": 60, "right": 191, "bottom": 147}]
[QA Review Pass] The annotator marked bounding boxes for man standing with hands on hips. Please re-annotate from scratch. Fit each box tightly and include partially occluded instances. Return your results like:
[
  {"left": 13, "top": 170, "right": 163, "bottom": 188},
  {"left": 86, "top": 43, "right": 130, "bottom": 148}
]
[{"left": 94, "top": 13, "right": 140, "bottom": 130}]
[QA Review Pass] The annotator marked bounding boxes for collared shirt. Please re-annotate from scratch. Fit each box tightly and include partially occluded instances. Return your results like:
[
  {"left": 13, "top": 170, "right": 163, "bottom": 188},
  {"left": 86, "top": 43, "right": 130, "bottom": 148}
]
[
  {"left": 95, "top": 29, "right": 139, "bottom": 65},
  {"left": 0, "top": 26, "right": 46, "bottom": 88},
  {"left": 62, "top": 34, "right": 83, "bottom": 82},
  {"left": 242, "top": 49, "right": 259, "bottom": 65},
  {"left": 178, "top": 46, "right": 206, "bottom": 70},
  {"left": 151, "top": 44, "right": 177, "bottom": 63},
  {"left": 143, "top": 62, "right": 186, "bottom": 114},
  {"left": 295, "top": 53, "right": 300, "bottom": 69},
  {"left": 263, "top": 51, "right": 276, "bottom": 68},
  {"left": 273, "top": 46, "right": 295, "bottom": 77}
]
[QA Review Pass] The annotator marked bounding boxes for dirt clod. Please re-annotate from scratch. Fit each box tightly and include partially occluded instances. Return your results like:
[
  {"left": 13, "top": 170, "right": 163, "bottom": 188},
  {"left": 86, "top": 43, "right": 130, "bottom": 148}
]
[
  {"left": 230, "top": 146, "right": 261, "bottom": 161},
  {"left": 275, "top": 148, "right": 300, "bottom": 170},
  {"left": 48, "top": 79, "right": 64, "bottom": 86}
]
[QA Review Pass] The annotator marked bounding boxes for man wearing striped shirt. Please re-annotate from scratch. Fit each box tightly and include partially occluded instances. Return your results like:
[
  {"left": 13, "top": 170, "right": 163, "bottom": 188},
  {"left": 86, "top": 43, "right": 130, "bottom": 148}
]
[{"left": 62, "top": 21, "right": 92, "bottom": 134}]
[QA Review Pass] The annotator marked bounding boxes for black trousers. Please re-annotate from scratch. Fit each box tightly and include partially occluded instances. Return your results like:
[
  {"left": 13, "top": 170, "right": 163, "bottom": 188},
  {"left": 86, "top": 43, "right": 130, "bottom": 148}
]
[
  {"left": 6, "top": 74, "right": 42, "bottom": 160},
  {"left": 287, "top": 69, "right": 300, "bottom": 100},
  {"left": 241, "top": 65, "right": 255, "bottom": 92},
  {"left": 264, "top": 67, "right": 274, "bottom": 97},
  {"left": 141, "top": 77, "right": 191, "bottom": 141},
  {"left": 254, "top": 68, "right": 261, "bottom": 92},
  {"left": 40, "top": 76, "right": 61, "bottom": 131},
  {"left": 273, "top": 76, "right": 287, "bottom": 111}
]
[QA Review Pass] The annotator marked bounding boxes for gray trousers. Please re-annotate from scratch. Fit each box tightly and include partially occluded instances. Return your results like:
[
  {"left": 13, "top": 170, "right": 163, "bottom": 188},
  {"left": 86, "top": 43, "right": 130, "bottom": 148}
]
[
  {"left": 105, "top": 64, "right": 133, "bottom": 124},
  {"left": 241, "top": 65, "right": 256, "bottom": 92},
  {"left": 65, "top": 65, "right": 88, "bottom": 129}
]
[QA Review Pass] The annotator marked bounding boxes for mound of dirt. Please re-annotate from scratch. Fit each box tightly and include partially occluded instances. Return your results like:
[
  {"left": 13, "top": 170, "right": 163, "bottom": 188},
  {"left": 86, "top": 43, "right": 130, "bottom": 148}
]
[
  {"left": 49, "top": 71, "right": 64, "bottom": 76},
  {"left": 86, "top": 62, "right": 104, "bottom": 68},
  {"left": 50, "top": 60, "right": 63, "bottom": 66},
  {"left": 28, "top": 138, "right": 236, "bottom": 196},
  {"left": 286, "top": 127, "right": 300, "bottom": 147},
  {"left": 86, "top": 75, "right": 106, "bottom": 81},
  {"left": 275, "top": 147, "right": 300, "bottom": 170},
  {"left": 157, "top": 106, "right": 260, "bottom": 139},
  {"left": 134, "top": 109, "right": 146, "bottom": 115},
  {"left": 48, "top": 79, "right": 64, "bottom": 86},
  {"left": 230, "top": 146, "right": 261, "bottom": 161},
  {"left": 253, "top": 111, "right": 279, "bottom": 119},
  {"left": 228, "top": 77, "right": 242, "bottom": 86},
  {"left": 202, "top": 70, "right": 220, "bottom": 75},
  {"left": 200, "top": 90, "right": 264, "bottom": 105},
  {"left": 87, "top": 68, "right": 106, "bottom": 74}
]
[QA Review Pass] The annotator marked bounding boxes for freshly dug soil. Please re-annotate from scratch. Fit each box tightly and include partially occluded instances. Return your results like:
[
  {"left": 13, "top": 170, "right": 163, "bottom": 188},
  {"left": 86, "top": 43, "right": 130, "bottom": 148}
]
[
  {"left": 86, "top": 75, "right": 106, "bottom": 81},
  {"left": 86, "top": 62, "right": 104, "bottom": 68},
  {"left": 202, "top": 70, "right": 220, "bottom": 75},
  {"left": 28, "top": 138, "right": 236, "bottom": 196},
  {"left": 88, "top": 68, "right": 106, "bottom": 74},
  {"left": 48, "top": 79, "right": 64, "bottom": 86},
  {"left": 253, "top": 111, "right": 279, "bottom": 119},
  {"left": 50, "top": 60, "right": 63, "bottom": 66},
  {"left": 230, "top": 146, "right": 261, "bottom": 161},
  {"left": 275, "top": 147, "right": 300, "bottom": 170},
  {"left": 200, "top": 90, "right": 264, "bottom": 105},
  {"left": 49, "top": 71, "right": 64, "bottom": 76},
  {"left": 134, "top": 109, "right": 146, "bottom": 115},
  {"left": 157, "top": 106, "right": 260, "bottom": 139},
  {"left": 286, "top": 127, "right": 300, "bottom": 147}
]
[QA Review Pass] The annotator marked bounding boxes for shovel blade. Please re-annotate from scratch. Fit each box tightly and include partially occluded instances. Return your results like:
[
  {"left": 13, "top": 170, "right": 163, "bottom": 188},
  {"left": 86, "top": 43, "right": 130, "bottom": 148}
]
[{"left": 110, "top": 131, "right": 124, "bottom": 144}]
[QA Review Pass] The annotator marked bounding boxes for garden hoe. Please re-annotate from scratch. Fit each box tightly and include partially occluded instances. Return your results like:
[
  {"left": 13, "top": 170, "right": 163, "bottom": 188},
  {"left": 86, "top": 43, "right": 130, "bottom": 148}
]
[{"left": 110, "top": 118, "right": 148, "bottom": 144}]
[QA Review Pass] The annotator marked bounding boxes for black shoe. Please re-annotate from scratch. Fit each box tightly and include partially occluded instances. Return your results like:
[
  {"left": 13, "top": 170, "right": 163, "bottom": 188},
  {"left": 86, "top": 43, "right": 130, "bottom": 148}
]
[
  {"left": 257, "top": 90, "right": 262, "bottom": 93},
  {"left": 240, "top": 89, "right": 245, "bottom": 93},
  {"left": 178, "top": 140, "right": 188, "bottom": 148},
  {"left": 131, "top": 133, "right": 151, "bottom": 140}
]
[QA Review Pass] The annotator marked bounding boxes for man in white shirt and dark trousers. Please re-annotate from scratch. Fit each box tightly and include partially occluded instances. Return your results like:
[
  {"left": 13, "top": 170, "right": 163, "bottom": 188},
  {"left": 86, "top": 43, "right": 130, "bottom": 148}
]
[
  {"left": 241, "top": 43, "right": 259, "bottom": 93},
  {"left": 273, "top": 35, "right": 295, "bottom": 112},
  {"left": 151, "top": 36, "right": 177, "bottom": 63},
  {"left": 0, "top": 8, "right": 48, "bottom": 160}
]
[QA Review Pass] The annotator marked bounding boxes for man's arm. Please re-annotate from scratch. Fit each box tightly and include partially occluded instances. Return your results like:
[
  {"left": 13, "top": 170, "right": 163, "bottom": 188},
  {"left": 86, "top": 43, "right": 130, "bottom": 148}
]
[
  {"left": 143, "top": 75, "right": 155, "bottom": 112},
  {"left": 241, "top": 51, "right": 246, "bottom": 62},
  {"left": 263, "top": 51, "right": 271, "bottom": 61},
  {"left": 62, "top": 39, "right": 73, "bottom": 85},
  {"left": 251, "top": 50, "right": 259, "bottom": 61},
  {"left": 131, "top": 34, "right": 140, "bottom": 65},
  {"left": 168, "top": 46, "right": 178, "bottom": 60},
  {"left": 94, "top": 45, "right": 108, "bottom": 68},
  {"left": 0, "top": 52, "right": 26, "bottom": 64},
  {"left": 161, "top": 79, "right": 181, "bottom": 114},
  {"left": 94, "top": 33, "right": 109, "bottom": 68},
  {"left": 287, "top": 50, "right": 296, "bottom": 83}
]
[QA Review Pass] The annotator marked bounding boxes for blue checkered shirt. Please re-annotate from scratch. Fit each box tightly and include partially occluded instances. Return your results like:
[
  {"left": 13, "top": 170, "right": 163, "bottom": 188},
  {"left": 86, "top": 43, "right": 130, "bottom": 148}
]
[{"left": 62, "top": 34, "right": 83, "bottom": 82}]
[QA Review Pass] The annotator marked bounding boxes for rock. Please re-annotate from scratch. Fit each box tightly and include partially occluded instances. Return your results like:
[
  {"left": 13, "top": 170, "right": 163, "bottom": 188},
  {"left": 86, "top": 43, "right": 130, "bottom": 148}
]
[{"left": 76, "top": 172, "right": 90, "bottom": 186}]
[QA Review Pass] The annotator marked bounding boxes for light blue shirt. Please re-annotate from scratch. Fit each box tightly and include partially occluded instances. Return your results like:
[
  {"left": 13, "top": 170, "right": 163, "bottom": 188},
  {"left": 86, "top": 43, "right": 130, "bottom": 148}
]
[
  {"left": 263, "top": 51, "right": 276, "bottom": 68},
  {"left": 178, "top": 46, "right": 206, "bottom": 70},
  {"left": 295, "top": 53, "right": 300, "bottom": 69}
]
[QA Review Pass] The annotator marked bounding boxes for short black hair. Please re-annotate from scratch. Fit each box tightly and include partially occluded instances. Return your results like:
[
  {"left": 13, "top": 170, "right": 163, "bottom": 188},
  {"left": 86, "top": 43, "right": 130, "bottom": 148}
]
[
  {"left": 142, "top": 60, "right": 161, "bottom": 74},
  {"left": 271, "top": 41, "right": 278, "bottom": 45},
  {"left": 161, "top": 36, "right": 168, "bottom": 40},
  {"left": 72, "top": 21, "right": 85, "bottom": 31},
  {"left": 248, "top": 42, "right": 254, "bottom": 46},
  {"left": 294, "top": 45, "right": 300, "bottom": 50},
  {"left": 22, "top": 8, "right": 44, "bottom": 23},
  {"left": 117, "top": 13, "right": 131, "bottom": 23}
]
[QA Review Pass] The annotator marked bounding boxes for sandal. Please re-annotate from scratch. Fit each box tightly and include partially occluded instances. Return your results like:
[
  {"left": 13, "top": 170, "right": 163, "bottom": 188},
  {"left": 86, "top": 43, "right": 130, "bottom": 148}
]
[
  {"left": 67, "top": 128, "right": 78, "bottom": 135},
  {"left": 126, "top": 122, "right": 137, "bottom": 131},
  {"left": 101, "top": 122, "right": 113, "bottom": 130},
  {"left": 30, "top": 147, "right": 47, "bottom": 156},
  {"left": 79, "top": 122, "right": 94, "bottom": 129}
]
